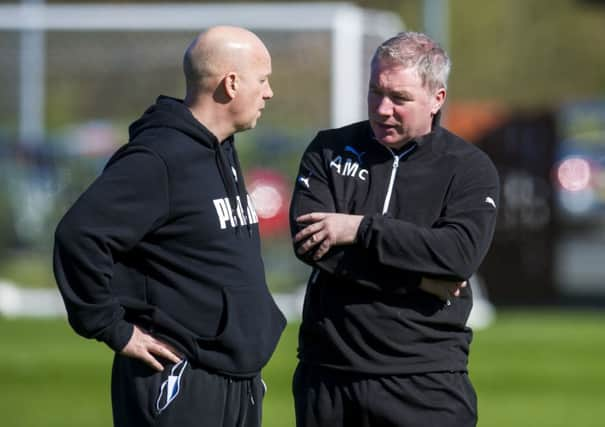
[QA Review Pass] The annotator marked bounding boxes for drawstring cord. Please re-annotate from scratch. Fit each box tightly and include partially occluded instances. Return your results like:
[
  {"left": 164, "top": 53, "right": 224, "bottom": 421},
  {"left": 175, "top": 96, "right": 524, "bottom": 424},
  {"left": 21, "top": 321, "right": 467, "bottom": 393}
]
[
  {"left": 215, "top": 139, "right": 251, "bottom": 236},
  {"left": 231, "top": 143, "right": 253, "bottom": 236}
]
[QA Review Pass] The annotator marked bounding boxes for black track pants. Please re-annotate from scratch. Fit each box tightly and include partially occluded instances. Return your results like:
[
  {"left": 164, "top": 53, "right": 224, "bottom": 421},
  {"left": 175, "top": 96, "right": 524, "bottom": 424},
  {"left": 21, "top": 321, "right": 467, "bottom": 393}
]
[
  {"left": 293, "top": 363, "right": 477, "bottom": 427},
  {"left": 112, "top": 354, "right": 264, "bottom": 427}
]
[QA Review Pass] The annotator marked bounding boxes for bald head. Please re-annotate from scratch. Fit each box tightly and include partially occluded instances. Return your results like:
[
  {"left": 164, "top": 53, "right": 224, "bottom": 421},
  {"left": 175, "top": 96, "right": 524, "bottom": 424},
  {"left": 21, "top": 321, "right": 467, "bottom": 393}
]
[
  {"left": 183, "top": 26, "right": 269, "bottom": 94},
  {"left": 182, "top": 26, "right": 274, "bottom": 141}
]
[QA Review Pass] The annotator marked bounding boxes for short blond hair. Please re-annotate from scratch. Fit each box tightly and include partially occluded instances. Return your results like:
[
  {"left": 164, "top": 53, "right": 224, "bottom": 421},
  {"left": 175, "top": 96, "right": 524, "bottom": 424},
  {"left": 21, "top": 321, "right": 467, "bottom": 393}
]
[{"left": 372, "top": 31, "right": 451, "bottom": 92}]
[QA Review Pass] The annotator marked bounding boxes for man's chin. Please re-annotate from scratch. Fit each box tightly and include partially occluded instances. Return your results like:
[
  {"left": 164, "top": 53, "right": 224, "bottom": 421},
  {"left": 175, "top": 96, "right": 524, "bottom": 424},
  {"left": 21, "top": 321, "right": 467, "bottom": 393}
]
[
  {"left": 371, "top": 125, "right": 399, "bottom": 144},
  {"left": 237, "top": 120, "right": 257, "bottom": 133},
  {"left": 374, "top": 134, "right": 405, "bottom": 148}
]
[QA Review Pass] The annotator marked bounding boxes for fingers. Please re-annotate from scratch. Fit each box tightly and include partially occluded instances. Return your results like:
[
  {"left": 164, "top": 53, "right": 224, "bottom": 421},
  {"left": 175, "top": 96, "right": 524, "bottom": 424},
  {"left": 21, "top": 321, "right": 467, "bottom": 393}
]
[
  {"left": 121, "top": 326, "right": 183, "bottom": 372},
  {"left": 295, "top": 213, "right": 336, "bottom": 257},
  {"left": 294, "top": 212, "right": 332, "bottom": 245},
  {"left": 452, "top": 281, "right": 468, "bottom": 297},
  {"left": 149, "top": 339, "right": 182, "bottom": 365},
  {"left": 296, "top": 212, "right": 327, "bottom": 225},
  {"left": 312, "top": 239, "right": 332, "bottom": 260},
  {"left": 141, "top": 347, "right": 182, "bottom": 372},
  {"left": 294, "top": 222, "right": 322, "bottom": 244},
  {"left": 295, "top": 222, "right": 328, "bottom": 256},
  {"left": 142, "top": 344, "right": 182, "bottom": 372},
  {"left": 297, "top": 232, "right": 329, "bottom": 258},
  {"left": 141, "top": 352, "right": 165, "bottom": 372},
  {"left": 294, "top": 213, "right": 360, "bottom": 259},
  {"left": 296, "top": 227, "right": 333, "bottom": 259}
]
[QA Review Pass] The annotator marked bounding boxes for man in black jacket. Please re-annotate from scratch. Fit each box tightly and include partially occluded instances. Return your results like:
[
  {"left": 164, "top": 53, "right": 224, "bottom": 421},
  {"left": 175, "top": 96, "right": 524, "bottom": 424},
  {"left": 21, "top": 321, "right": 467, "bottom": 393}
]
[
  {"left": 54, "top": 26, "right": 285, "bottom": 427},
  {"left": 290, "top": 31, "right": 499, "bottom": 427}
]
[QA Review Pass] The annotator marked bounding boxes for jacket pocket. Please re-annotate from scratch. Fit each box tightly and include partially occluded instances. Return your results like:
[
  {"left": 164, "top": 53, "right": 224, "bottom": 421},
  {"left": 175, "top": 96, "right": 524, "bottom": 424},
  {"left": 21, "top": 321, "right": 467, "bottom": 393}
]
[{"left": 195, "top": 286, "right": 285, "bottom": 374}]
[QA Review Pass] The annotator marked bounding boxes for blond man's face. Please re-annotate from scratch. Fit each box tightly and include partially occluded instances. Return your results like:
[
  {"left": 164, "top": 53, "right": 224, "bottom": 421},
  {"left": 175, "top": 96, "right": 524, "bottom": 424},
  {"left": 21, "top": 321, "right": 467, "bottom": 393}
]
[{"left": 368, "top": 59, "right": 445, "bottom": 149}]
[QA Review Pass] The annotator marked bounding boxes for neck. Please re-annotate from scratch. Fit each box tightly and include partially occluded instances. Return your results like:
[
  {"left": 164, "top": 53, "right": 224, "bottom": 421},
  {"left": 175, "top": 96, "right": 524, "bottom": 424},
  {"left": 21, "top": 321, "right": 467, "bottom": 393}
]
[{"left": 184, "top": 94, "right": 234, "bottom": 143}]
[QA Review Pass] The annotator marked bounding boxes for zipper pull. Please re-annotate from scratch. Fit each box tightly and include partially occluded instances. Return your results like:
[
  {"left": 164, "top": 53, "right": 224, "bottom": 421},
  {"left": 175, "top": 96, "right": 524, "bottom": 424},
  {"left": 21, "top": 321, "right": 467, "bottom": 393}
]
[{"left": 393, "top": 155, "right": 400, "bottom": 169}]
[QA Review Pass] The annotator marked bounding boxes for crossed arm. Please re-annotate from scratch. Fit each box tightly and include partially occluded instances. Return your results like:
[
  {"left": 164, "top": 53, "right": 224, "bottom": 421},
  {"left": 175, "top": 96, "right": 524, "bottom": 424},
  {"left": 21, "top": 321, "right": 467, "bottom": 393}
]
[
  {"left": 293, "top": 212, "right": 467, "bottom": 301},
  {"left": 289, "top": 134, "right": 499, "bottom": 301}
]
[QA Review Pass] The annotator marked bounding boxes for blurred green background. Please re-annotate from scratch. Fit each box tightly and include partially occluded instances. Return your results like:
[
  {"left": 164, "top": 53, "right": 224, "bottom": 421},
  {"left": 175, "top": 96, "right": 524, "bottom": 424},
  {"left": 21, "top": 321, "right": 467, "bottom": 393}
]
[
  {"left": 1, "top": 1, "right": 605, "bottom": 426},
  {"left": 2, "top": 0, "right": 605, "bottom": 291},
  {"left": 1, "top": 311, "right": 604, "bottom": 427}
]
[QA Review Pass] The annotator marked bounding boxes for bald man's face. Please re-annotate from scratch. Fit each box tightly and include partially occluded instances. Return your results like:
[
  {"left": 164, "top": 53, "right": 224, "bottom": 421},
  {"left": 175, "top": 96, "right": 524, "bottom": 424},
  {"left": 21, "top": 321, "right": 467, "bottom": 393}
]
[{"left": 231, "top": 44, "right": 273, "bottom": 132}]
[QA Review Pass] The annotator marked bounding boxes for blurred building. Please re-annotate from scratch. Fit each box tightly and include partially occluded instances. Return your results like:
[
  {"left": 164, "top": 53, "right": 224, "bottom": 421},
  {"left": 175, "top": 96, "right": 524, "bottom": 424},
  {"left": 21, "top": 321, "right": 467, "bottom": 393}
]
[{"left": 450, "top": 100, "right": 605, "bottom": 306}]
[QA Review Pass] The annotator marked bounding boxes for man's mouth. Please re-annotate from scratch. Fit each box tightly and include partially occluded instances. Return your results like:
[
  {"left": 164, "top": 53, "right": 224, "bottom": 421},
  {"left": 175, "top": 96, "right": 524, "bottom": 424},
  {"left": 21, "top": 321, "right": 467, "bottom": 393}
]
[{"left": 375, "top": 122, "right": 397, "bottom": 131}]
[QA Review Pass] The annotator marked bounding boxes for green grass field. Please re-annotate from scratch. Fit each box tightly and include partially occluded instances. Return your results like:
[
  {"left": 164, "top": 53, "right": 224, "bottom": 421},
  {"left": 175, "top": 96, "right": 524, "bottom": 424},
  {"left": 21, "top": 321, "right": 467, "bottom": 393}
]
[{"left": 0, "top": 310, "right": 603, "bottom": 427}]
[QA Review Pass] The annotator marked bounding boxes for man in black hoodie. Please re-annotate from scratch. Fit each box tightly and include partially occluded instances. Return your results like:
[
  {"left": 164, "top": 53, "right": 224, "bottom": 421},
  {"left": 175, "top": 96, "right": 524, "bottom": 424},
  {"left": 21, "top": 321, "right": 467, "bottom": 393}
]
[
  {"left": 54, "top": 26, "right": 285, "bottom": 427},
  {"left": 290, "top": 32, "right": 499, "bottom": 427}
]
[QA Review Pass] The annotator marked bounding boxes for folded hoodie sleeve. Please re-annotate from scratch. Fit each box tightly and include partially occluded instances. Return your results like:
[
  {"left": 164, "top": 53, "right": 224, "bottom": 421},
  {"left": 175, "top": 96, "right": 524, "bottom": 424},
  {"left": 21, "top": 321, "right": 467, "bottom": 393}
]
[
  {"left": 290, "top": 135, "right": 421, "bottom": 290},
  {"left": 357, "top": 150, "right": 500, "bottom": 281},
  {"left": 53, "top": 145, "right": 169, "bottom": 352}
]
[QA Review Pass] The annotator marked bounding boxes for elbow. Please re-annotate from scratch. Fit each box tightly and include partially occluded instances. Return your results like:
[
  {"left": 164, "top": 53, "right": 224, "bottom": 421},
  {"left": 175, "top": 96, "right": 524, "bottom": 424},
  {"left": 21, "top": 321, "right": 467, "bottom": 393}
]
[
  {"left": 54, "top": 214, "right": 80, "bottom": 249},
  {"left": 54, "top": 217, "right": 68, "bottom": 245},
  {"left": 67, "top": 313, "right": 96, "bottom": 340},
  {"left": 448, "top": 243, "right": 482, "bottom": 280},
  {"left": 290, "top": 219, "right": 310, "bottom": 264},
  {"left": 445, "top": 226, "right": 489, "bottom": 280}
]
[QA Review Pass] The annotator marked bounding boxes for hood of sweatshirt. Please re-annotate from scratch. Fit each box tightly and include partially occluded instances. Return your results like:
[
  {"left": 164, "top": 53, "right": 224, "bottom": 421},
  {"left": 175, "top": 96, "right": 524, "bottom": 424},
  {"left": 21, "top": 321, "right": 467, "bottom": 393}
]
[{"left": 129, "top": 95, "right": 221, "bottom": 148}]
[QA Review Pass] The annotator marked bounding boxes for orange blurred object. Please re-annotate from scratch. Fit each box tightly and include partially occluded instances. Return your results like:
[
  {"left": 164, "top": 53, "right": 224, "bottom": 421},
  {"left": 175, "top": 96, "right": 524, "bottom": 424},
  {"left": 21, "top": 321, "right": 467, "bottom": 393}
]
[{"left": 443, "top": 102, "right": 510, "bottom": 143}]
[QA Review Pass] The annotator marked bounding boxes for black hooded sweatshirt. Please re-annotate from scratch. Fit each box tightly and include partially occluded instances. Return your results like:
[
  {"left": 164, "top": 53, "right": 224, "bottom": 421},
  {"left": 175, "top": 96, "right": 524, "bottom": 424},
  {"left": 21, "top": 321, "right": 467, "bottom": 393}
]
[
  {"left": 290, "top": 118, "right": 499, "bottom": 375},
  {"left": 54, "top": 96, "right": 286, "bottom": 377}
]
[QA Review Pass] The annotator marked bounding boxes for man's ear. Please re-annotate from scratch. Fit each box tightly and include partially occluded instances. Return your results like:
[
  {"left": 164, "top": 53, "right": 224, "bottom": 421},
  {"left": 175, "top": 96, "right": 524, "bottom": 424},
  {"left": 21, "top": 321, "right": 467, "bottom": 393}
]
[
  {"left": 432, "top": 88, "right": 446, "bottom": 115},
  {"left": 223, "top": 72, "right": 238, "bottom": 100}
]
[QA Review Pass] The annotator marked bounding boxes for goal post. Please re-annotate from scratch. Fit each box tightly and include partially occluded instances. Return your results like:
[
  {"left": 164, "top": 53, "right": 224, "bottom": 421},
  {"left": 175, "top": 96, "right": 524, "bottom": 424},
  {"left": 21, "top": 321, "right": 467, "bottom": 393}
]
[
  {"left": 0, "top": 2, "right": 404, "bottom": 144},
  {"left": 0, "top": 2, "right": 404, "bottom": 296}
]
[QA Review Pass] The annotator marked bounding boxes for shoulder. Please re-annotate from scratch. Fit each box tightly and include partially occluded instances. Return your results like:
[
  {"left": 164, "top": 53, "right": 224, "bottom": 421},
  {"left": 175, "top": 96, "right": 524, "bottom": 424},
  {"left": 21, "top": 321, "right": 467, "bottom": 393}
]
[
  {"left": 316, "top": 120, "right": 371, "bottom": 141},
  {"left": 308, "top": 121, "right": 372, "bottom": 152},
  {"left": 130, "top": 127, "right": 185, "bottom": 153},
  {"left": 100, "top": 144, "right": 169, "bottom": 189},
  {"left": 436, "top": 127, "right": 496, "bottom": 168},
  {"left": 129, "top": 127, "right": 212, "bottom": 167},
  {"left": 427, "top": 127, "right": 499, "bottom": 186}
]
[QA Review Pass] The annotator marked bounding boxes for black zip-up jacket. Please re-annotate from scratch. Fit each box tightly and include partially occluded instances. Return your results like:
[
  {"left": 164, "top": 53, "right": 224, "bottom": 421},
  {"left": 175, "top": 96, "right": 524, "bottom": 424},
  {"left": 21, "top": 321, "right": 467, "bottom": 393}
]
[
  {"left": 54, "top": 96, "right": 286, "bottom": 377},
  {"left": 290, "top": 119, "right": 499, "bottom": 375}
]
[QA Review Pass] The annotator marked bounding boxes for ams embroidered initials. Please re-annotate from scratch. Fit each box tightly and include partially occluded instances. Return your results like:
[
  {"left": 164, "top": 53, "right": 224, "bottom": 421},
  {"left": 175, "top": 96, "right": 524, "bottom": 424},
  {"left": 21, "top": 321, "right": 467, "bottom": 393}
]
[{"left": 329, "top": 156, "right": 369, "bottom": 181}]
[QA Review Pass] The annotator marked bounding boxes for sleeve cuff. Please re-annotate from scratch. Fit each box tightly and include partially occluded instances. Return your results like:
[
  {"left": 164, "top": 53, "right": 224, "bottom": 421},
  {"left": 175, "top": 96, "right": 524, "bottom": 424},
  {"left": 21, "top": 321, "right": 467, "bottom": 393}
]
[
  {"left": 98, "top": 319, "right": 134, "bottom": 352},
  {"left": 356, "top": 215, "right": 373, "bottom": 247}
]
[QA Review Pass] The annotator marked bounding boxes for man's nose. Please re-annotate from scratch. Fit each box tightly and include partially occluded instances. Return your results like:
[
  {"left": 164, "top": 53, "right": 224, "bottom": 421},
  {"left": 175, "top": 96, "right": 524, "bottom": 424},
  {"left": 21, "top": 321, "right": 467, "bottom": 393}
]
[
  {"left": 373, "top": 96, "right": 392, "bottom": 116},
  {"left": 264, "top": 83, "right": 274, "bottom": 99}
]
